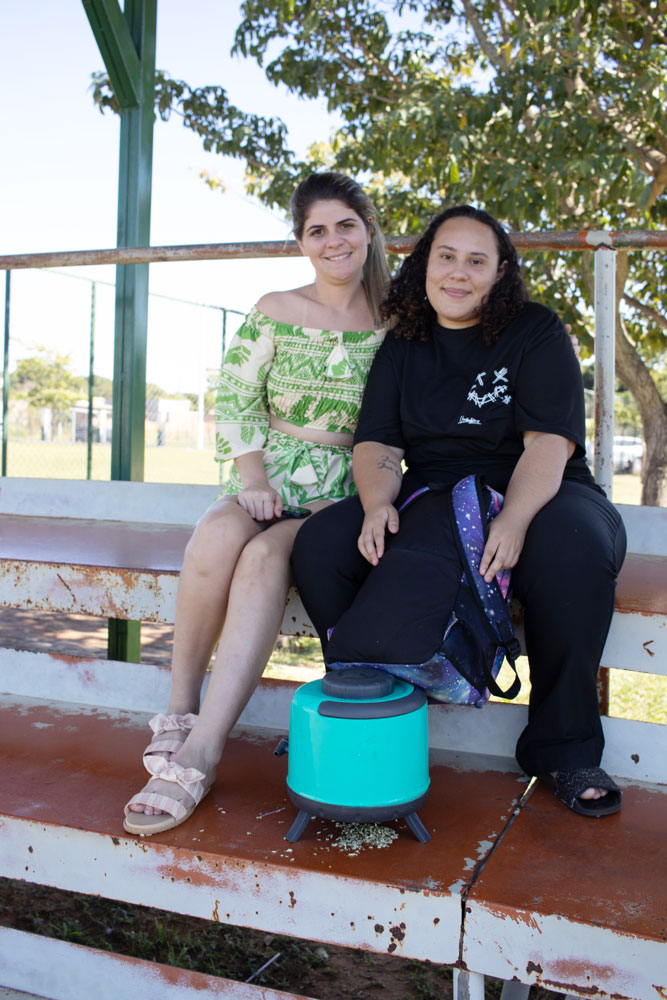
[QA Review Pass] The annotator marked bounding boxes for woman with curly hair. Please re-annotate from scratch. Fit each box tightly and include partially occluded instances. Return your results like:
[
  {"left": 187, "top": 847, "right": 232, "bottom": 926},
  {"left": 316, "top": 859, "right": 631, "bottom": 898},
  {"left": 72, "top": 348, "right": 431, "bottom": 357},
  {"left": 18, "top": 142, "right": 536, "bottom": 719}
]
[{"left": 292, "top": 204, "right": 627, "bottom": 817}]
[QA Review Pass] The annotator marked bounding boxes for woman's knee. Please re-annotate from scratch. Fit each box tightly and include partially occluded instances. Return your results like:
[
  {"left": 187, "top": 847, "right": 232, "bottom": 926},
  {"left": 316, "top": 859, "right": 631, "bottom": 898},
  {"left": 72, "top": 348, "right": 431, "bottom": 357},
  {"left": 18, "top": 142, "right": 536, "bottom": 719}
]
[
  {"left": 183, "top": 502, "right": 257, "bottom": 575},
  {"left": 523, "top": 486, "right": 623, "bottom": 570},
  {"left": 514, "top": 490, "right": 625, "bottom": 612},
  {"left": 235, "top": 526, "right": 293, "bottom": 578}
]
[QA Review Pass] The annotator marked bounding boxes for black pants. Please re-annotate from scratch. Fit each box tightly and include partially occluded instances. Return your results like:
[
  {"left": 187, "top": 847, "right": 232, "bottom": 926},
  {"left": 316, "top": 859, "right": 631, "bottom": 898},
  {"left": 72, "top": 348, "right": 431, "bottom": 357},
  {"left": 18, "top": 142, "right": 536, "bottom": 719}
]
[{"left": 291, "top": 479, "right": 627, "bottom": 776}]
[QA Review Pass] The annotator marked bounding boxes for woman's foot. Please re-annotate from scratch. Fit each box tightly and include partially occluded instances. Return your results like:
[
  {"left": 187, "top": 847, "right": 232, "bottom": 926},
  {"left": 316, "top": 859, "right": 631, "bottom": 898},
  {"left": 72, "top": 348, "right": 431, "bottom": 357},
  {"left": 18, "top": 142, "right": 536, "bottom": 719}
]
[
  {"left": 543, "top": 768, "right": 622, "bottom": 817},
  {"left": 125, "top": 740, "right": 218, "bottom": 835},
  {"left": 142, "top": 712, "right": 198, "bottom": 767},
  {"left": 551, "top": 771, "right": 606, "bottom": 800}
]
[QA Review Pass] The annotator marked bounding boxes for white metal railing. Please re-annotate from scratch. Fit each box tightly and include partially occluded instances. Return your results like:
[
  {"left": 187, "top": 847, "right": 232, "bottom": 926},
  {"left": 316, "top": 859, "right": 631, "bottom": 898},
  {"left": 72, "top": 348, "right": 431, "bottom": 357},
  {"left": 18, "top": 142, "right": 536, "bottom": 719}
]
[
  {"left": 591, "top": 238, "right": 617, "bottom": 496},
  {"left": 2, "top": 229, "right": 666, "bottom": 498}
]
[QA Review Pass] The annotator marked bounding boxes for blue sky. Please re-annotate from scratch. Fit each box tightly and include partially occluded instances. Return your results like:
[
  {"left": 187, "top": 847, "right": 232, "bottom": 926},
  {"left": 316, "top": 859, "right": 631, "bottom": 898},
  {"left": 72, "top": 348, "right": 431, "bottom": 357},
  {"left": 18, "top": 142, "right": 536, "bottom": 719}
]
[{"left": 0, "top": 1, "right": 342, "bottom": 391}]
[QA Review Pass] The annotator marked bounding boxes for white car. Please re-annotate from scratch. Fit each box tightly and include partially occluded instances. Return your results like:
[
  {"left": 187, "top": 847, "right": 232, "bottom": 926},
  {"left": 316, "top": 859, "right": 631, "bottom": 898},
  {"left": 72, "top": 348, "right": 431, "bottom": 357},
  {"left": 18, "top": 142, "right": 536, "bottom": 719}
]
[
  {"left": 586, "top": 436, "right": 644, "bottom": 473},
  {"left": 613, "top": 436, "right": 643, "bottom": 473}
]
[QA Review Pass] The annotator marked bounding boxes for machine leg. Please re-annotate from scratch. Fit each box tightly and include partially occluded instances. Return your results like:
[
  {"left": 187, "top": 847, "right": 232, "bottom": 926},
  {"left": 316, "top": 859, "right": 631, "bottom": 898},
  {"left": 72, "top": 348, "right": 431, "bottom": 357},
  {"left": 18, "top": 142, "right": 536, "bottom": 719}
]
[
  {"left": 403, "top": 811, "right": 431, "bottom": 842},
  {"left": 284, "top": 809, "right": 311, "bottom": 842}
]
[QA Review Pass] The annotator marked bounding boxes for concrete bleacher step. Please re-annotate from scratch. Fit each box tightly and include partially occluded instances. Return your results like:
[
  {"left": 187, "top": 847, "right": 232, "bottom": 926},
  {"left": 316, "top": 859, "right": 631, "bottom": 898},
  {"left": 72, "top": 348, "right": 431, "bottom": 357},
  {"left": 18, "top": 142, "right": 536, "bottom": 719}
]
[
  {"left": 0, "top": 987, "right": 53, "bottom": 1000},
  {"left": 0, "top": 926, "right": 317, "bottom": 1000},
  {"left": 463, "top": 780, "right": 667, "bottom": 998},
  {"left": 0, "top": 691, "right": 530, "bottom": 967},
  {"left": 1, "top": 480, "right": 665, "bottom": 998}
]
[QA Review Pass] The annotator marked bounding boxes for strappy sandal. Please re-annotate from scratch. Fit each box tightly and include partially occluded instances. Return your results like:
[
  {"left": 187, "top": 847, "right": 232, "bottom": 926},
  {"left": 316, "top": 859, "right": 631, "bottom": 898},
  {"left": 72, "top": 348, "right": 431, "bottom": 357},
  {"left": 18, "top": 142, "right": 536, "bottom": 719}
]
[
  {"left": 541, "top": 767, "right": 622, "bottom": 817},
  {"left": 143, "top": 712, "right": 198, "bottom": 769},
  {"left": 123, "top": 756, "right": 211, "bottom": 836}
]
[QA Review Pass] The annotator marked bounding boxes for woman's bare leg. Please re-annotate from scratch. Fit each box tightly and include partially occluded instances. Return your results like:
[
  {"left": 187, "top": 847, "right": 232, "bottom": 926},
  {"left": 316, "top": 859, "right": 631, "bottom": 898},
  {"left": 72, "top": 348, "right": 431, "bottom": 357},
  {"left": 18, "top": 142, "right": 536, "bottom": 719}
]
[
  {"left": 179, "top": 516, "right": 303, "bottom": 767},
  {"left": 127, "top": 498, "right": 260, "bottom": 816},
  {"left": 165, "top": 499, "right": 262, "bottom": 715},
  {"left": 131, "top": 500, "right": 330, "bottom": 817}
]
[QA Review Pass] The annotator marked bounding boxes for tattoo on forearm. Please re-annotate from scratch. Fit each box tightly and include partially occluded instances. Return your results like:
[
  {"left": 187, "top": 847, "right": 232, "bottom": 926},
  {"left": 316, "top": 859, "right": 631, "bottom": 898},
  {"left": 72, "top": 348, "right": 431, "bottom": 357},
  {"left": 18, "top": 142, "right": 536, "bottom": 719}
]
[{"left": 378, "top": 454, "right": 402, "bottom": 480}]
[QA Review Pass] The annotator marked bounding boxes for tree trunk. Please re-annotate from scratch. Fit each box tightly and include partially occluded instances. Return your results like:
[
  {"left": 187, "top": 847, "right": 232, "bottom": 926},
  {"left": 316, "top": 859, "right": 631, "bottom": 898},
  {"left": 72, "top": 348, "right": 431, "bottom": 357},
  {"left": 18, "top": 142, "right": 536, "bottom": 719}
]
[
  {"left": 612, "top": 255, "right": 667, "bottom": 507},
  {"left": 615, "top": 315, "right": 667, "bottom": 506}
]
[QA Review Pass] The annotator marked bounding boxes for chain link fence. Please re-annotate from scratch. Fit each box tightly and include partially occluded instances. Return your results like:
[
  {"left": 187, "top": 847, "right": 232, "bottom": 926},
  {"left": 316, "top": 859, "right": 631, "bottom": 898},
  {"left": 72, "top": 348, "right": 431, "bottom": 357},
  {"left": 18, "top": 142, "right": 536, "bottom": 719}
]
[{"left": 1, "top": 268, "right": 244, "bottom": 485}]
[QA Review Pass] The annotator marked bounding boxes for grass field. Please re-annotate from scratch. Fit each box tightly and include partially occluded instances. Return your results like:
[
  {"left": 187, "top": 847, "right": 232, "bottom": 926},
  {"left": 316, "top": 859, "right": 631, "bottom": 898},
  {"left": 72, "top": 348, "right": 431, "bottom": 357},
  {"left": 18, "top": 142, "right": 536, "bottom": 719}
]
[
  {"left": 4, "top": 441, "right": 222, "bottom": 485},
  {"left": 3, "top": 440, "right": 645, "bottom": 501}
]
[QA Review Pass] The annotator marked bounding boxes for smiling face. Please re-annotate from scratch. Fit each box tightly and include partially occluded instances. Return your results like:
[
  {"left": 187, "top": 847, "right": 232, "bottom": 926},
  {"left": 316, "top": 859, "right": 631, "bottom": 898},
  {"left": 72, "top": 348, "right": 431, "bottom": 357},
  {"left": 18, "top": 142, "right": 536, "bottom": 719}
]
[
  {"left": 297, "top": 198, "right": 371, "bottom": 285},
  {"left": 425, "top": 216, "right": 504, "bottom": 328}
]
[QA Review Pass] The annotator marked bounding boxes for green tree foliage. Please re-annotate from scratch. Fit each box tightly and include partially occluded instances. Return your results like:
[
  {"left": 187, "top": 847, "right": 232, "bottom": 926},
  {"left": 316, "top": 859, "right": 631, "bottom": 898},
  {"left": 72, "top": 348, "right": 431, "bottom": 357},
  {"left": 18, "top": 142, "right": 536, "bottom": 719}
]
[
  {"left": 91, "top": 69, "right": 292, "bottom": 176},
  {"left": 68, "top": 374, "right": 113, "bottom": 400},
  {"left": 91, "top": 374, "right": 113, "bottom": 399},
  {"left": 92, "top": 0, "right": 667, "bottom": 503},
  {"left": 12, "top": 349, "right": 81, "bottom": 429}
]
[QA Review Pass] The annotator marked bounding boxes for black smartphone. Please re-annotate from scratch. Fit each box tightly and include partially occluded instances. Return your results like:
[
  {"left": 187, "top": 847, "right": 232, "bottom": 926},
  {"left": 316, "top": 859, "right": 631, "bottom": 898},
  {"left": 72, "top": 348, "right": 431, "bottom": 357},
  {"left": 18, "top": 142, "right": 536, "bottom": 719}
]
[{"left": 280, "top": 505, "right": 312, "bottom": 520}]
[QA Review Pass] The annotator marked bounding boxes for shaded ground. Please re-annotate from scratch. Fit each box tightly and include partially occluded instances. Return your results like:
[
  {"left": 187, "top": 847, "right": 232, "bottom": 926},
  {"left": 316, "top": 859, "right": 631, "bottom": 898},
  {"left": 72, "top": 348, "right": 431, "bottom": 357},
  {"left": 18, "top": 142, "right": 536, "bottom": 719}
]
[
  {"left": 0, "top": 606, "right": 174, "bottom": 665},
  {"left": 0, "top": 877, "right": 467, "bottom": 1000}
]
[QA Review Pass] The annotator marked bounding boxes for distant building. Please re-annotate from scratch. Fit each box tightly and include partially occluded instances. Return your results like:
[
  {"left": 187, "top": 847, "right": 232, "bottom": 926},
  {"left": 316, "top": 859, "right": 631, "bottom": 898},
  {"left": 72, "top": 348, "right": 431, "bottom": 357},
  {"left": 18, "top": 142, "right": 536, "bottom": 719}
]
[{"left": 71, "top": 397, "right": 112, "bottom": 444}]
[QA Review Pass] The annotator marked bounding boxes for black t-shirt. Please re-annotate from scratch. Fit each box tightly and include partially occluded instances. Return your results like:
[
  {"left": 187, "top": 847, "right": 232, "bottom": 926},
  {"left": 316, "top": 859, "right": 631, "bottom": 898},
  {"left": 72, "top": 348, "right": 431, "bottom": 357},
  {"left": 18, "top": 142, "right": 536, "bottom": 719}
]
[{"left": 354, "top": 301, "right": 595, "bottom": 495}]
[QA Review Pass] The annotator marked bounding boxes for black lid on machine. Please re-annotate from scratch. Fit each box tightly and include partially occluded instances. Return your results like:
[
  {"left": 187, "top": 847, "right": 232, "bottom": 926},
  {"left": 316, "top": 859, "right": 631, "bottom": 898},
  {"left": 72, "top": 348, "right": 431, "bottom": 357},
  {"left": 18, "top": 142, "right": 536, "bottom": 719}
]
[{"left": 321, "top": 667, "right": 394, "bottom": 700}]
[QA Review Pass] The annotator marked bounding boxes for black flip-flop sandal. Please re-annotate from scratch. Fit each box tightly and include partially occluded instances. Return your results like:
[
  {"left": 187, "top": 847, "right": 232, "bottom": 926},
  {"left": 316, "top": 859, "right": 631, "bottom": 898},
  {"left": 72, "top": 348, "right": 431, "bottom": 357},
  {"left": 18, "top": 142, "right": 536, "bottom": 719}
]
[{"left": 540, "top": 767, "right": 622, "bottom": 817}]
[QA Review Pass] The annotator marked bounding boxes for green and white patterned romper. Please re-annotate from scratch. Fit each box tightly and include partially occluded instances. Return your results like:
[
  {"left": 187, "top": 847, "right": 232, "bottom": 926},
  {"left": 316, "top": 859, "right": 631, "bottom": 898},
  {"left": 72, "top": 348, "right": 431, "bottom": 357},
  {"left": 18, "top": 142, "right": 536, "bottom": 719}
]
[{"left": 215, "top": 307, "right": 385, "bottom": 506}]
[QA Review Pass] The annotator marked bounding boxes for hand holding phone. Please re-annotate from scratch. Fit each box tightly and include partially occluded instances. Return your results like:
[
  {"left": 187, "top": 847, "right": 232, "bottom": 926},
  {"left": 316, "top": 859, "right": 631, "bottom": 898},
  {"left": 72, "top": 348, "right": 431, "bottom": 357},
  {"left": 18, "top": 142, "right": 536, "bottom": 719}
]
[{"left": 279, "top": 505, "right": 312, "bottom": 520}]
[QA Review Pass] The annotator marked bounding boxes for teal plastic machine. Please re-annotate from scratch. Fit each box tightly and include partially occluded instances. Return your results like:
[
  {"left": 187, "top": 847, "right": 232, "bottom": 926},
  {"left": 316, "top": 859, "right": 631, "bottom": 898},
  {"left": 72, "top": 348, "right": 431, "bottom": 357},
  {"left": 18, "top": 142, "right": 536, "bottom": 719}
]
[{"left": 280, "top": 667, "right": 431, "bottom": 842}]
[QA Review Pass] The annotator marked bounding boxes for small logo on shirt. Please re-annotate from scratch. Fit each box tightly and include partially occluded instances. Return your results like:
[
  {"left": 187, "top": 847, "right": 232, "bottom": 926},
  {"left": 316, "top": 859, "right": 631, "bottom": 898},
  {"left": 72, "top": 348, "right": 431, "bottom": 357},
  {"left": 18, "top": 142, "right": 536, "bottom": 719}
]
[{"left": 458, "top": 416, "right": 481, "bottom": 425}]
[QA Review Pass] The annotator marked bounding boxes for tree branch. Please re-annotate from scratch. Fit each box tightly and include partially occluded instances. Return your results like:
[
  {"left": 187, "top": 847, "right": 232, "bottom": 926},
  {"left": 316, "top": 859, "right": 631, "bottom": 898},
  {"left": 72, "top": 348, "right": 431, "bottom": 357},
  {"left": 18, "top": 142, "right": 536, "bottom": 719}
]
[
  {"left": 498, "top": 0, "right": 534, "bottom": 34},
  {"left": 341, "top": 17, "right": 407, "bottom": 90},
  {"left": 585, "top": 92, "right": 667, "bottom": 180},
  {"left": 623, "top": 294, "right": 667, "bottom": 331},
  {"left": 460, "top": 0, "right": 509, "bottom": 72},
  {"left": 626, "top": 0, "right": 667, "bottom": 45},
  {"left": 644, "top": 160, "right": 667, "bottom": 213},
  {"left": 332, "top": 49, "right": 402, "bottom": 104}
]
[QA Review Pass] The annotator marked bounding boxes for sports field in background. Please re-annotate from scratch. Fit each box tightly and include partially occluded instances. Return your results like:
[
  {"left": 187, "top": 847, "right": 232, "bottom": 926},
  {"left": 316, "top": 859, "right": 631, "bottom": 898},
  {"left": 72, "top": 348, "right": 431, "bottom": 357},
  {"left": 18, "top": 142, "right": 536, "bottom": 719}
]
[
  {"left": 3, "top": 440, "right": 644, "bottom": 501},
  {"left": 4, "top": 442, "right": 221, "bottom": 485}
]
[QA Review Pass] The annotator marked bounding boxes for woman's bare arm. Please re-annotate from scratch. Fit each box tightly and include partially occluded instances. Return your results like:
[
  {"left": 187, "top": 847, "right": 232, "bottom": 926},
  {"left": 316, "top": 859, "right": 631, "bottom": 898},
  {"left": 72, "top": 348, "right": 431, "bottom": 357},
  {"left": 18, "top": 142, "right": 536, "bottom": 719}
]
[
  {"left": 353, "top": 441, "right": 405, "bottom": 565},
  {"left": 479, "top": 431, "right": 575, "bottom": 582}
]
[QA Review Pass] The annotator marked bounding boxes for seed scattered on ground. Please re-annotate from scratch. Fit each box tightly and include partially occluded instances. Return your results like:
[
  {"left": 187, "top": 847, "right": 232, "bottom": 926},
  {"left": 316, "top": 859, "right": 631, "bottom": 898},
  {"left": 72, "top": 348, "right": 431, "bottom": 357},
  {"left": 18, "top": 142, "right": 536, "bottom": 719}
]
[{"left": 330, "top": 823, "right": 399, "bottom": 856}]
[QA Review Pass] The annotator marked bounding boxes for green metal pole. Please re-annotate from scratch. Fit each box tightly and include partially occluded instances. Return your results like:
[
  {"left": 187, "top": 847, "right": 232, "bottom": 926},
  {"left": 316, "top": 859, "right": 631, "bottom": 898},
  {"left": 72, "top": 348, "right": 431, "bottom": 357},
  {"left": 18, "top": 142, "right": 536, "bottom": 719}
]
[
  {"left": 87, "top": 282, "right": 96, "bottom": 480},
  {"left": 110, "top": 0, "right": 155, "bottom": 482},
  {"left": 107, "top": 0, "right": 157, "bottom": 662},
  {"left": 2, "top": 271, "right": 10, "bottom": 476}
]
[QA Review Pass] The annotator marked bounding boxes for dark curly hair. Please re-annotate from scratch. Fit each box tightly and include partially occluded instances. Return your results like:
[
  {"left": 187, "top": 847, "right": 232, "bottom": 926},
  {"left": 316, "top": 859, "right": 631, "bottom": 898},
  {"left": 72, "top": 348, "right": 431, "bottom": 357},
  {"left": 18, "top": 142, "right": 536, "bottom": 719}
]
[{"left": 381, "top": 205, "right": 528, "bottom": 346}]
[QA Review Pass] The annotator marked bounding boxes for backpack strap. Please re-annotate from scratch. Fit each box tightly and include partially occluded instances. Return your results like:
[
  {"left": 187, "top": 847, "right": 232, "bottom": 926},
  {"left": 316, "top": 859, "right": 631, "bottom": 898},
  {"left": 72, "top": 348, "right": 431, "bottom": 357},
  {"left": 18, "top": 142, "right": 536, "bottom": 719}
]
[
  {"left": 397, "top": 486, "right": 430, "bottom": 514},
  {"left": 448, "top": 475, "right": 521, "bottom": 700}
]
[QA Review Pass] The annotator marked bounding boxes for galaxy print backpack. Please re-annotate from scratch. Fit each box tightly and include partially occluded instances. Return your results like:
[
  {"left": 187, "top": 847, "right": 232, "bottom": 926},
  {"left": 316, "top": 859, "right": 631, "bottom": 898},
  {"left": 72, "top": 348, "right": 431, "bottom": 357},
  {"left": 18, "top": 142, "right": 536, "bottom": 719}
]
[{"left": 329, "top": 475, "right": 522, "bottom": 707}]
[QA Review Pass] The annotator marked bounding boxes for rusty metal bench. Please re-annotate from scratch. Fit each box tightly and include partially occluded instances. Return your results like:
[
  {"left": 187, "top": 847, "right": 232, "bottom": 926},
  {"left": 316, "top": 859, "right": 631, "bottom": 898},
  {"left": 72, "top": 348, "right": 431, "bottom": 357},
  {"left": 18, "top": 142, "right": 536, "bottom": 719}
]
[{"left": 0, "top": 477, "right": 665, "bottom": 1000}]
